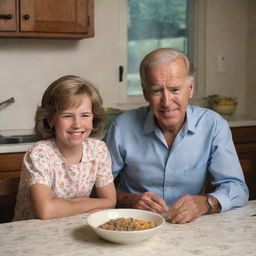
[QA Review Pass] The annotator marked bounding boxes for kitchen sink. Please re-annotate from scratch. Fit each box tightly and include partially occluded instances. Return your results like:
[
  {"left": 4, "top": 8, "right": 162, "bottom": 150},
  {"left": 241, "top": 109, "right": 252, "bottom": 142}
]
[{"left": 0, "top": 134, "right": 39, "bottom": 144}]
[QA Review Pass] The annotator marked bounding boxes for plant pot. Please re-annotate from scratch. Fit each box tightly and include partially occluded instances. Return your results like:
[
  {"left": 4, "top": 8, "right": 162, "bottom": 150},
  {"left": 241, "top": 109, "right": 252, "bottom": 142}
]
[{"left": 209, "top": 103, "right": 237, "bottom": 115}]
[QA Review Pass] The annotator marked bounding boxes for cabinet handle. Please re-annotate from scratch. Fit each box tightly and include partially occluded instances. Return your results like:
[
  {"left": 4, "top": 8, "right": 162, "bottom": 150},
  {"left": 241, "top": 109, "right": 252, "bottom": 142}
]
[
  {"left": 119, "top": 66, "right": 124, "bottom": 82},
  {"left": 0, "top": 14, "right": 13, "bottom": 20},
  {"left": 23, "top": 14, "right": 30, "bottom": 20}
]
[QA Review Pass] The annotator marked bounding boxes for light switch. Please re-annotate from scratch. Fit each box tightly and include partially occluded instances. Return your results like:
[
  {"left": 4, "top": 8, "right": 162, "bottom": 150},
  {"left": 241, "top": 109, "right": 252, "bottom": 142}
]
[{"left": 217, "top": 54, "right": 227, "bottom": 72}]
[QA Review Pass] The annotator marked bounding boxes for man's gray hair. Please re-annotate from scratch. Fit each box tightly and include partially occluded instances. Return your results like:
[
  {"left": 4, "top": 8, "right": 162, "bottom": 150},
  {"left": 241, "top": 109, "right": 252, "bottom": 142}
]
[{"left": 139, "top": 48, "right": 195, "bottom": 88}]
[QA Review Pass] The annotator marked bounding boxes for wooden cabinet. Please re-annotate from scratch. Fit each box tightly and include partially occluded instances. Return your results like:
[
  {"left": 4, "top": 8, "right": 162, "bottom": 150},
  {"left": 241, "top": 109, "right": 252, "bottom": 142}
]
[
  {"left": 0, "top": 0, "right": 16, "bottom": 31},
  {"left": 231, "top": 126, "right": 256, "bottom": 200},
  {"left": 0, "top": 0, "right": 94, "bottom": 39},
  {"left": 0, "top": 152, "right": 24, "bottom": 223},
  {"left": 0, "top": 152, "right": 24, "bottom": 179},
  {"left": 207, "top": 126, "right": 256, "bottom": 200}
]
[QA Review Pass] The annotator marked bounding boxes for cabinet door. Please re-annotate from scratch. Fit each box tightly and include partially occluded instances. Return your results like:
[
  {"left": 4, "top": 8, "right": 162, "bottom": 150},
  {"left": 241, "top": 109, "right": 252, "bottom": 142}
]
[
  {"left": 240, "top": 159, "right": 256, "bottom": 200},
  {"left": 0, "top": 0, "right": 16, "bottom": 31},
  {"left": 231, "top": 126, "right": 256, "bottom": 143},
  {"left": 0, "top": 153, "right": 24, "bottom": 179},
  {"left": 20, "top": 0, "right": 90, "bottom": 33}
]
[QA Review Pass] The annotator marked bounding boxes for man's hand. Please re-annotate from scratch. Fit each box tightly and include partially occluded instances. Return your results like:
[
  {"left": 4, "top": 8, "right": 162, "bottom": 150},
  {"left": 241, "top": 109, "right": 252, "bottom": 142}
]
[
  {"left": 117, "top": 191, "right": 168, "bottom": 214},
  {"left": 167, "top": 194, "right": 209, "bottom": 224},
  {"left": 132, "top": 191, "right": 169, "bottom": 214}
]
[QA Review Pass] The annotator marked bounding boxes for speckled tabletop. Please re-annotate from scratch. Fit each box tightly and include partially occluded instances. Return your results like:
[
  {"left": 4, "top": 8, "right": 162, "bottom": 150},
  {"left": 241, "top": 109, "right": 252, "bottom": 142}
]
[{"left": 0, "top": 201, "right": 255, "bottom": 256}]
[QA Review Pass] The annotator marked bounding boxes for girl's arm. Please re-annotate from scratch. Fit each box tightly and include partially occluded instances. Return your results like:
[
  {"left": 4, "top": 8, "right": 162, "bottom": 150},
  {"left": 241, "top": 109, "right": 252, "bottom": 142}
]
[{"left": 30, "top": 183, "right": 116, "bottom": 219}]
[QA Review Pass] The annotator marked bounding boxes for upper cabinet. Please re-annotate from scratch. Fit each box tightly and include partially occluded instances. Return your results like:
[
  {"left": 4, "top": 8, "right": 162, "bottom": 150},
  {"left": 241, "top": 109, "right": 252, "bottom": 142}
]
[
  {"left": 0, "top": 0, "right": 94, "bottom": 39},
  {"left": 0, "top": 0, "right": 16, "bottom": 32}
]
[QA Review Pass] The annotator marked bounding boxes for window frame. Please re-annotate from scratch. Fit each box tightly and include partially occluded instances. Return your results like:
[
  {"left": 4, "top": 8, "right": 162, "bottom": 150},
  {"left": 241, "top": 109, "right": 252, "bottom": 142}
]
[{"left": 116, "top": 0, "right": 206, "bottom": 109}]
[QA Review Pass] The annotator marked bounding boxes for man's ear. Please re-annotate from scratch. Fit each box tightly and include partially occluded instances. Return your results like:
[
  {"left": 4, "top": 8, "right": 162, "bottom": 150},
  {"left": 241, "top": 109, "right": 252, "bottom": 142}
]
[
  {"left": 142, "top": 84, "right": 149, "bottom": 102},
  {"left": 189, "top": 81, "right": 194, "bottom": 99}
]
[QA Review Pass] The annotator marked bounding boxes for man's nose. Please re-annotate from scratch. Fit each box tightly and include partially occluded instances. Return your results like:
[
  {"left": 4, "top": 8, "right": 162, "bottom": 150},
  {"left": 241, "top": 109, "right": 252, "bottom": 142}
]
[{"left": 161, "top": 89, "right": 171, "bottom": 106}]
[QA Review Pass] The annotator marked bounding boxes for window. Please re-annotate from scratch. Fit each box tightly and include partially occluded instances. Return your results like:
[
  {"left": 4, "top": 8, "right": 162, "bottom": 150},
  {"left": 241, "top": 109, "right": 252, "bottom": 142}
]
[
  {"left": 127, "top": 0, "right": 188, "bottom": 96},
  {"left": 118, "top": 0, "right": 206, "bottom": 108}
]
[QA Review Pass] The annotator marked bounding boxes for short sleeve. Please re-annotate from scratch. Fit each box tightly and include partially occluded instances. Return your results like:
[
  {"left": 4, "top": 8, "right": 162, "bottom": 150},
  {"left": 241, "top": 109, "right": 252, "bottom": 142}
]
[
  {"left": 21, "top": 144, "right": 53, "bottom": 188},
  {"left": 94, "top": 141, "right": 114, "bottom": 187}
]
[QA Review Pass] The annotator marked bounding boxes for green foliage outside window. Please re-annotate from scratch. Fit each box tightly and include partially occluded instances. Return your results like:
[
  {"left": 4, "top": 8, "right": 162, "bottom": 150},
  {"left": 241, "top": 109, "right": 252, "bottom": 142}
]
[{"left": 128, "top": 0, "right": 188, "bottom": 95}]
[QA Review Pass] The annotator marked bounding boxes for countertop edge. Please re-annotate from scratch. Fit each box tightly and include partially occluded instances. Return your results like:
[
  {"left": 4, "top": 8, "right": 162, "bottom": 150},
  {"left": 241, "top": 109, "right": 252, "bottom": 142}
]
[
  {"left": 1, "top": 117, "right": 256, "bottom": 153},
  {"left": 0, "top": 143, "right": 34, "bottom": 153}
]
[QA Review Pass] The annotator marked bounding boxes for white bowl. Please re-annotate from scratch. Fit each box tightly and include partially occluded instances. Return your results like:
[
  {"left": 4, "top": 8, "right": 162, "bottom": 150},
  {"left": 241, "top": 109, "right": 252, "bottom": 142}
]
[{"left": 87, "top": 209, "right": 165, "bottom": 244}]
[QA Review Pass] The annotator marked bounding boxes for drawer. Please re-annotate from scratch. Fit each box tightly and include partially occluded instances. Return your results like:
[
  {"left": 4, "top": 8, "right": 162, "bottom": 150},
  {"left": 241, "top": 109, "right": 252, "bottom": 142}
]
[
  {"left": 231, "top": 126, "right": 256, "bottom": 143},
  {"left": 235, "top": 144, "right": 256, "bottom": 159},
  {"left": 0, "top": 153, "right": 24, "bottom": 171}
]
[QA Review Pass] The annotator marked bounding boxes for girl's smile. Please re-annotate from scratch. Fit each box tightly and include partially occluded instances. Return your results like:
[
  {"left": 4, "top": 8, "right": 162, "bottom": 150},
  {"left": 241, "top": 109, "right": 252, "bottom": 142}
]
[{"left": 49, "top": 95, "right": 93, "bottom": 154}]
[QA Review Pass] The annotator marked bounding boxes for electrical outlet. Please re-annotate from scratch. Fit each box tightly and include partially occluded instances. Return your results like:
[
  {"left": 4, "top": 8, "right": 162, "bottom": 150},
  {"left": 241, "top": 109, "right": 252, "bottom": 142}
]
[{"left": 217, "top": 54, "right": 227, "bottom": 72}]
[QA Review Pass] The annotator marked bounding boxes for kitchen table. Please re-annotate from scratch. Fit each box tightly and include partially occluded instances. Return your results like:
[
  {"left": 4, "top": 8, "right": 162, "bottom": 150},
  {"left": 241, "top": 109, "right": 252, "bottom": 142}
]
[{"left": 0, "top": 201, "right": 255, "bottom": 256}]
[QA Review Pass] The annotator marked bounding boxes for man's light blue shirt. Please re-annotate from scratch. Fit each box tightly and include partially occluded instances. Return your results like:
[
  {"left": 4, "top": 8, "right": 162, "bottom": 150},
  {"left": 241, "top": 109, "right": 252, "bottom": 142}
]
[{"left": 104, "top": 105, "right": 249, "bottom": 211}]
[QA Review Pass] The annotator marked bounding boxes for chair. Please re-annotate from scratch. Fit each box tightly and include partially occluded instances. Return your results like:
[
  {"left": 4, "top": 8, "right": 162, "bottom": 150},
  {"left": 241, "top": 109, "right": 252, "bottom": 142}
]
[{"left": 0, "top": 176, "right": 20, "bottom": 223}]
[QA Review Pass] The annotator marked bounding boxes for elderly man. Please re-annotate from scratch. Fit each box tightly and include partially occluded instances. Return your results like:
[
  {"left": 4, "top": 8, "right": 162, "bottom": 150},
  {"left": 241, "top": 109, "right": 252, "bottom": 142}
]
[{"left": 104, "top": 48, "right": 248, "bottom": 224}]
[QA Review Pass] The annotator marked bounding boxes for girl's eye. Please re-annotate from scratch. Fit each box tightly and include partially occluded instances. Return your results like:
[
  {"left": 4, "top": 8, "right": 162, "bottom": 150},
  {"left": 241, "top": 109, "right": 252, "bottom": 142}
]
[
  {"left": 82, "top": 114, "right": 91, "bottom": 118},
  {"left": 61, "top": 114, "right": 72, "bottom": 118},
  {"left": 81, "top": 112, "right": 93, "bottom": 117}
]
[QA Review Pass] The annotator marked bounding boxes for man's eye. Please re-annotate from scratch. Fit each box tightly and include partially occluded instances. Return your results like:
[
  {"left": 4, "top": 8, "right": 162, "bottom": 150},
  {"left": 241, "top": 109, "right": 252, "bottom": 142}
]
[
  {"left": 151, "top": 87, "right": 163, "bottom": 94},
  {"left": 170, "top": 88, "right": 181, "bottom": 94}
]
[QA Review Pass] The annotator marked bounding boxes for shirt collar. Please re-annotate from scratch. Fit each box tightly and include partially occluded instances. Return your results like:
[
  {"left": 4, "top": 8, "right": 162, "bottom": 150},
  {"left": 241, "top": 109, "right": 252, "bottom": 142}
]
[
  {"left": 185, "top": 105, "right": 196, "bottom": 134},
  {"left": 143, "top": 108, "right": 156, "bottom": 134},
  {"left": 53, "top": 139, "right": 95, "bottom": 164},
  {"left": 142, "top": 105, "right": 196, "bottom": 135}
]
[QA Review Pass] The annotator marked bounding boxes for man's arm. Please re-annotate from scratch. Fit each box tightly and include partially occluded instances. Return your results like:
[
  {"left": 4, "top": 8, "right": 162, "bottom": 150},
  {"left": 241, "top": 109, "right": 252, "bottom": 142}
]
[
  {"left": 168, "top": 118, "right": 247, "bottom": 224},
  {"left": 207, "top": 120, "right": 249, "bottom": 211}
]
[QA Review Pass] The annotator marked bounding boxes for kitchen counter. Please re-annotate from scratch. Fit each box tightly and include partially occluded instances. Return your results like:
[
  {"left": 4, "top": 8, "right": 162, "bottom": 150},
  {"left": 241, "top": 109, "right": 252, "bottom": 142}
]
[
  {"left": 0, "top": 142, "right": 34, "bottom": 154},
  {"left": 0, "top": 201, "right": 255, "bottom": 256},
  {"left": 1, "top": 113, "right": 256, "bottom": 154},
  {"left": 223, "top": 113, "right": 256, "bottom": 127},
  {"left": 0, "top": 129, "right": 36, "bottom": 154}
]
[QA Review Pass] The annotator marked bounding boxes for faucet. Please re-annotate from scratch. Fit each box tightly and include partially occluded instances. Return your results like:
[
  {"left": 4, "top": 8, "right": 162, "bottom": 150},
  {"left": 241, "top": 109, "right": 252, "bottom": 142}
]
[
  {"left": 0, "top": 97, "right": 15, "bottom": 109},
  {"left": 0, "top": 97, "right": 15, "bottom": 138}
]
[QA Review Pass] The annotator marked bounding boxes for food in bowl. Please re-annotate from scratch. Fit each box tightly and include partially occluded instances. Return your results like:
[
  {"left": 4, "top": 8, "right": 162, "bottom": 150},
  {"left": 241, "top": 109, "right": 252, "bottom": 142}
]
[
  {"left": 98, "top": 217, "right": 156, "bottom": 231},
  {"left": 87, "top": 209, "right": 165, "bottom": 244},
  {"left": 206, "top": 94, "right": 237, "bottom": 115}
]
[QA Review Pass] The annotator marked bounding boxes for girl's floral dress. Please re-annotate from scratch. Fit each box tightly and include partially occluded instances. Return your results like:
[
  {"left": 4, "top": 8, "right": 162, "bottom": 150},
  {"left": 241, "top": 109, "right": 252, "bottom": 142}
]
[{"left": 13, "top": 138, "right": 113, "bottom": 221}]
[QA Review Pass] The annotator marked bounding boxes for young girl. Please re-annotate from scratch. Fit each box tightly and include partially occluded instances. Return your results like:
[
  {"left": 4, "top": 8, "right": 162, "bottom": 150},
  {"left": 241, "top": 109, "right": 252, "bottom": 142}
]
[{"left": 13, "top": 75, "right": 116, "bottom": 220}]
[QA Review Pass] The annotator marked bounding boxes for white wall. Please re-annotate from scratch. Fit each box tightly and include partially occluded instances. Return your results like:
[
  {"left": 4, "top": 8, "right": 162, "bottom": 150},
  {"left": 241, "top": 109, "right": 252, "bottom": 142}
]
[
  {"left": 0, "top": 0, "right": 122, "bottom": 132},
  {"left": 247, "top": 0, "right": 256, "bottom": 112},
  {"left": 205, "top": 0, "right": 248, "bottom": 114},
  {"left": 0, "top": 0, "right": 254, "bottom": 133}
]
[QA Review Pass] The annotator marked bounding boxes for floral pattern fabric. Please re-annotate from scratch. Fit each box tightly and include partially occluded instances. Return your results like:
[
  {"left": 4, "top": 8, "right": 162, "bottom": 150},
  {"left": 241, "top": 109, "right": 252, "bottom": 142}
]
[{"left": 13, "top": 138, "right": 113, "bottom": 221}]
